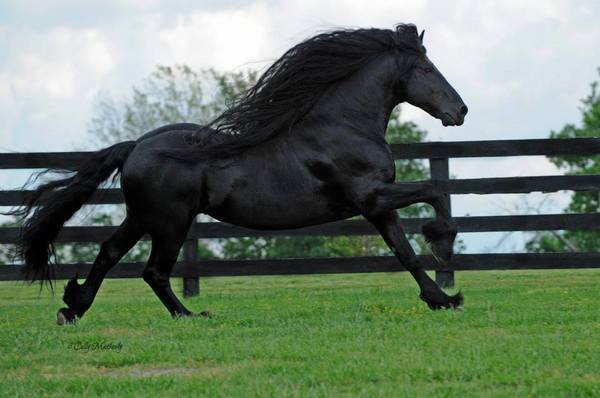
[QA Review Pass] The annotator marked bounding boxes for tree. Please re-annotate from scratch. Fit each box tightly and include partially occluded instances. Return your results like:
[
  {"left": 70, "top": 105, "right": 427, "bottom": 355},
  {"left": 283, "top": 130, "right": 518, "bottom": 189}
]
[
  {"left": 526, "top": 69, "right": 600, "bottom": 253},
  {"left": 89, "top": 65, "right": 257, "bottom": 145}
]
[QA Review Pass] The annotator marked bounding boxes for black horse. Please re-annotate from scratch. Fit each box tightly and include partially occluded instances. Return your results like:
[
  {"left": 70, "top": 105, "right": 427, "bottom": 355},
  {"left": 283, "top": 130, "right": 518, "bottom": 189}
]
[{"left": 13, "top": 24, "right": 467, "bottom": 324}]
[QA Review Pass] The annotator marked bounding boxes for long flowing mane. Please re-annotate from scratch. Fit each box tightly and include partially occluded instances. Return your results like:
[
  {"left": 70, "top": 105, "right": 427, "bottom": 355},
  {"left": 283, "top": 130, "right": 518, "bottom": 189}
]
[{"left": 195, "top": 24, "right": 425, "bottom": 158}]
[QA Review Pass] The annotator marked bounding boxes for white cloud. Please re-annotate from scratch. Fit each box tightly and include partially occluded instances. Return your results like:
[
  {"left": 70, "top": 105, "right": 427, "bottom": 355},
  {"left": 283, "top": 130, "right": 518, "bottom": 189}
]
[
  {"left": 155, "top": 4, "right": 272, "bottom": 70},
  {"left": 0, "top": 25, "right": 115, "bottom": 150},
  {"left": 11, "top": 29, "right": 113, "bottom": 100}
]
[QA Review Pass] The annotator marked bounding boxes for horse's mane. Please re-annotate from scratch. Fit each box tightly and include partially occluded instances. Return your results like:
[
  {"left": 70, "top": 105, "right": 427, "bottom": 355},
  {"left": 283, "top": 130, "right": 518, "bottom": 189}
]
[{"left": 191, "top": 24, "right": 426, "bottom": 158}]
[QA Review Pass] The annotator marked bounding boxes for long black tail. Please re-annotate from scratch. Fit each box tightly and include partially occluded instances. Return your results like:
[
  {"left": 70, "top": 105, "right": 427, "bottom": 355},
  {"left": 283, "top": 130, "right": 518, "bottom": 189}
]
[{"left": 9, "top": 141, "right": 136, "bottom": 287}]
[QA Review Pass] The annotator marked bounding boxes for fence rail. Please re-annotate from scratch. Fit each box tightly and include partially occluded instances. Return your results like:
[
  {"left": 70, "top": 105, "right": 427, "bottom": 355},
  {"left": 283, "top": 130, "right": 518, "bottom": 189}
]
[
  {"left": 2, "top": 138, "right": 600, "bottom": 295},
  {"left": 1, "top": 253, "right": 600, "bottom": 281}
]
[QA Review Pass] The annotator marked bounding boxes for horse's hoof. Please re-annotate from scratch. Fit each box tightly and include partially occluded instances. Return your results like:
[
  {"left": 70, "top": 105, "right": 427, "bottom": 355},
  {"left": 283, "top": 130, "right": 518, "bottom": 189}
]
[
  {"left": 448, "top": 290, "right": 464, "bottom": 309},
  {"left": 419, "top": 290, "right": 464, "bottom": 311},
  {"left": 56, "top": 307, "right": 78, "bottom": 325}
]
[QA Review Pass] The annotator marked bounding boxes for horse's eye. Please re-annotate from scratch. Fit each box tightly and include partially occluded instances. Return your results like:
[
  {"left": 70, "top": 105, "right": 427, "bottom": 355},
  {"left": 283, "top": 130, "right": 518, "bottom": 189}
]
[{"left": 424, "top": 67, "right": 433, "bottom": 73}]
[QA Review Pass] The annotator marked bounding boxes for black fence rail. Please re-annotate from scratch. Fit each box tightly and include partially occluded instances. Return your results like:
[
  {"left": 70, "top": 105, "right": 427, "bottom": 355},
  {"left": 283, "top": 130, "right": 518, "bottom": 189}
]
[{"left": 2, "top": 138, "right": 600, "bottom": 296}]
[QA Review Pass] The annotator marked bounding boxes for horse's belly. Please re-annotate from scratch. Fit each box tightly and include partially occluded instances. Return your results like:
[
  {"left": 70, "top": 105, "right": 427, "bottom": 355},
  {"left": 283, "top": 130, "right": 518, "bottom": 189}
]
[{"left": 206, "top": 188, "right": 358, "bottom": 230}]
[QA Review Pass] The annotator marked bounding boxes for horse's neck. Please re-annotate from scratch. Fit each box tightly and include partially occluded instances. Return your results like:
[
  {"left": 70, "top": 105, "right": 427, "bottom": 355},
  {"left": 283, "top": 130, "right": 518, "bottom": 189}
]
[
  {"left": 304, "top": 54, "right": 399, "bottom": 139},
  {"left": 255, "top": 54, "right": 402, "bottom": 160}
]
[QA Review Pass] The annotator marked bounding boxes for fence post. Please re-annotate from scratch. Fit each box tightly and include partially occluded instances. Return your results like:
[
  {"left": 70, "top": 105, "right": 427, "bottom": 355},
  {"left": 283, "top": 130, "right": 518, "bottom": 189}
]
[
  {"left": 182, "top": 220, "right": 200, "bottom": 297},
  {"left": 429, "top": 157, "right": 454, "bottom": 288}
]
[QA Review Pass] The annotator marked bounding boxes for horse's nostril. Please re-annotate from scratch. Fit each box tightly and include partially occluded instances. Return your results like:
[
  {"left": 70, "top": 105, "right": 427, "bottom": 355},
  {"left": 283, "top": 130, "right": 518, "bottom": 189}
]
[{"left": 460, "top": 105, "right": 468, "bottom": 116}]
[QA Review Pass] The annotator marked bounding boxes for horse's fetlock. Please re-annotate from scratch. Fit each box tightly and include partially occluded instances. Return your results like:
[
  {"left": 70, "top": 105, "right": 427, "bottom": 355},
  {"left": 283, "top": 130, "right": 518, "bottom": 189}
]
[{"left": 62, "top": 277, "right": 91, "bottom": 315}]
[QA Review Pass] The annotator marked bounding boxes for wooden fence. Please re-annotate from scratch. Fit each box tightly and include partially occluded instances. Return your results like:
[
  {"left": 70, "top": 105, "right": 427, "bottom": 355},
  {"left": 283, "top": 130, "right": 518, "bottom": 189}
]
[{"left": 2, "top": 138, "right": 600, "bottom": 296}]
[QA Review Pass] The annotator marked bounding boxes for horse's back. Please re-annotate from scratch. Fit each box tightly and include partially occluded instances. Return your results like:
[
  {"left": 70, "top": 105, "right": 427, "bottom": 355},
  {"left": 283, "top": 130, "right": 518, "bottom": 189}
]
[{"left": 136, "top": 122, "right": 204, "bottom": 142}]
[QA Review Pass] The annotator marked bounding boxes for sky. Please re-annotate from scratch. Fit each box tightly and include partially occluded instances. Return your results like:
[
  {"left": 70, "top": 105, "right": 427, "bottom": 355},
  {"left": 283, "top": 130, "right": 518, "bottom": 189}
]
[{"left": 1, "top": 0, "right": 599, "bottom": 252}]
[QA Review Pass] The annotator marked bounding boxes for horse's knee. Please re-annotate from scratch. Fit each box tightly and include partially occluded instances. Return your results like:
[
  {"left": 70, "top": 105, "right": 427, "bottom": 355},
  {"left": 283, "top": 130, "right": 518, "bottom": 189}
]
[{"left": 422, "top": 218, "right": 457, "bottom": 242}]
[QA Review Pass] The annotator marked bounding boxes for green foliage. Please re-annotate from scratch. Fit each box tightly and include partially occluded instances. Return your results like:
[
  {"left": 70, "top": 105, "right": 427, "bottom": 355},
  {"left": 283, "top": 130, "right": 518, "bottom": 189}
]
[
  {"left": 220, "top": 235, "right": 391, "bottom": 260},
  {"left": 0, "top": 219, "right": 19, "bottom": 265},
  {"left": 527, "top": 69, "right": 600, "bottom": 252}
]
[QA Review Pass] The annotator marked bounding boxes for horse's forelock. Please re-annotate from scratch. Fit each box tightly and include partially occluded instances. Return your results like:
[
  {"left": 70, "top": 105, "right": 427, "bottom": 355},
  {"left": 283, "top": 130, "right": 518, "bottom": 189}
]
[{"left": 394, "top": 23, "right": 426, "bottom": 54}]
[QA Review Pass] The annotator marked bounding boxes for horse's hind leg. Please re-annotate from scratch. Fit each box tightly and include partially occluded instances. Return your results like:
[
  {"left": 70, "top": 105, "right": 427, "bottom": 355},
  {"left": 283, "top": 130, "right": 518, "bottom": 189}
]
[
  {"left": 57, "top": 216, "right": 144, "bottom": 325},
  {"left": 142, "top": 230, "right": 209, "bottom": 318}
]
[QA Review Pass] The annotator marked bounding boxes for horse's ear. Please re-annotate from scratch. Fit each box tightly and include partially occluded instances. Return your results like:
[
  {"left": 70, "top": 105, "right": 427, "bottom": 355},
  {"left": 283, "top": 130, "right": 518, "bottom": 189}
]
[{"left": 419, "top": 30, "right": 425, "bottom": 43}]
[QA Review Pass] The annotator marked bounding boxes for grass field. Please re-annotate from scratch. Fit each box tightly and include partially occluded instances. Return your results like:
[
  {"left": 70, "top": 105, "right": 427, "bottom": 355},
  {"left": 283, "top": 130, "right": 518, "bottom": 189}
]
[{"left": 1, "top": 269, "right": 600, "bottom": 397}]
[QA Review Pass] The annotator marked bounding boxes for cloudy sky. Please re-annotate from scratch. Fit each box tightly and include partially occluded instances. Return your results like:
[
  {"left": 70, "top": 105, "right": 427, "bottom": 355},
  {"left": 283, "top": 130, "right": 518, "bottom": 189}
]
[{"left": 1, "top": 0, "right": 599, "bottom": 252}]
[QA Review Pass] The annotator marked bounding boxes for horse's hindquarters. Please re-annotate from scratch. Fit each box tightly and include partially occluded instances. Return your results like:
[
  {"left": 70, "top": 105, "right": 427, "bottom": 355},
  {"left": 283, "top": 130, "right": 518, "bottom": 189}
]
[{"left": 121, "top": 131, "right": 208, "bottom": 233}]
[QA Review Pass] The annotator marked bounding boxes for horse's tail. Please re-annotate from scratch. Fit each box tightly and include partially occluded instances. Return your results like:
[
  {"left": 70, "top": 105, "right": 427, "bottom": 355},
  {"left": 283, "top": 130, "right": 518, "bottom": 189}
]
[{"left": 9, "top": 141, "right": 136, "bottom": 288}]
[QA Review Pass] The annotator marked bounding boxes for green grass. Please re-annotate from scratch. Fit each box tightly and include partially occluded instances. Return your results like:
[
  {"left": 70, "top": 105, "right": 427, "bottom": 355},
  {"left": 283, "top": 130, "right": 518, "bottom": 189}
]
[{"left": 1, "top": 270, "right": 600, "bottom": 397}]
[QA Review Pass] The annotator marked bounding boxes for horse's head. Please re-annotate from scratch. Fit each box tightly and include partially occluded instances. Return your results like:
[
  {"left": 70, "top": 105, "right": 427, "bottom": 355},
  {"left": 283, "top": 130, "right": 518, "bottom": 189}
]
[{"left": 398, "top": 27, "right": 468, "bottom": 126}]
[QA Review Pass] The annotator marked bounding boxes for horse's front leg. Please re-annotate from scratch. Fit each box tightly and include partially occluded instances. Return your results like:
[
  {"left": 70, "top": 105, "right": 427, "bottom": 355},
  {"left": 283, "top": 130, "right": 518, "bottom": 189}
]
[
  {"left": 364, "top": 182, "right": 457, "bottom": 263},
  {"left": 366, "top": 211, "right": 463, "bottom": 310}
]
